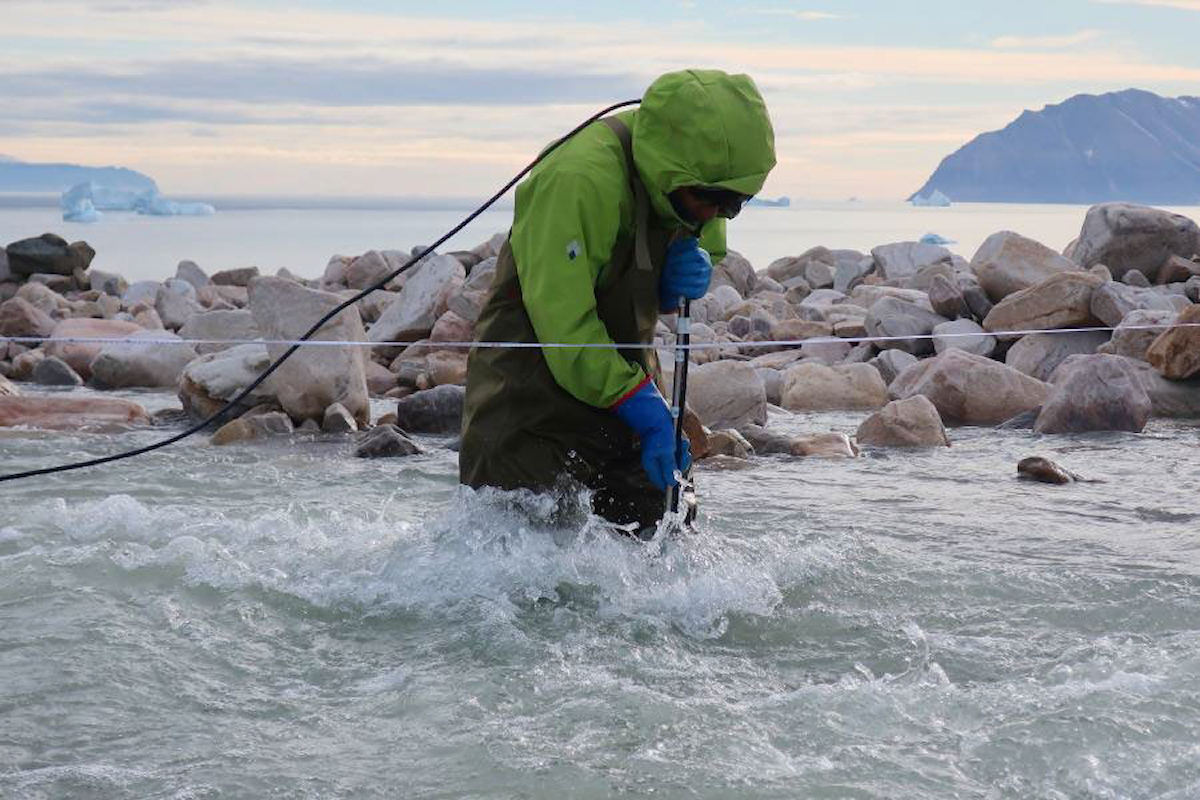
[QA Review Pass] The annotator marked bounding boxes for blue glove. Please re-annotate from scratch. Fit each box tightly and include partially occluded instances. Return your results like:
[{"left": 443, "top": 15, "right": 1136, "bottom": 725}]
[
  {"left": 659, "top": 237, "right": 712, "bottom": 312},
  {"left": 612, "top": 380, "right": 691, "bottom": 490}
]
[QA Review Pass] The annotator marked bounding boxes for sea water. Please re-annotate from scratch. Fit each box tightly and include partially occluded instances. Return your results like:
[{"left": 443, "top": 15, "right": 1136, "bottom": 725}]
[
  {"left": 3, "top": 200, "right": 1200, "bottom": 797},
  {"left": 5, "top": 197, "right": 1200, "bottom": 280}
]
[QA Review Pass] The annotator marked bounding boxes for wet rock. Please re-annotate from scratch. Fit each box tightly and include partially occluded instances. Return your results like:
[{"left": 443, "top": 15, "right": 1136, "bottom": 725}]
[
  {"left": 322, "top": 402, "right": 358, "bottom": 433},
  {"left": 1017, "top": 456, "right": 1083, "bottom": 485},
  {"left": 43, "top": 317, "right": 143, "bottom": 380},
  {"left": 90, "top": 330, "right": 198, "bottom": 389},
  {"left": 1097, "top": 309, "right": 1176, "bottom": 362},
  {"left": 864, "top": 296, "right": 950, "bottom": 356},
  {"left": 177, "top": 309, "right": 260, "bottom": 354},
  {"left": 870, "top": 241, "right": 953, "bottom": 280},
  {"left": 755, "top": 367, "right": 783, "bottom": 405},
  {"left": 1066, "top": 203, "right": 1200, "bottom": 282},
  {"left": 970, "top": 231, "right": 1079, "bottom": 301},
  {"left": 997, "top": 409, "right": 1040, "bottom": 430},
  {"left": 5, "top": 233, "right": 94, "bottom": 276},
  {"left": 10, "top": 349, "right": 45, "bottom": 381},
  {"left": 789, "top": 432, "right": 859, "bottom": 458},
  {"left": 982, "top": 271, "right": 1104, "bottom": 334},
  {"left": 855, "top": 395, "right": 950, "bottom": 448},
  {"left": 1146, "top": 304, "right": 1200, "bottom": 380},
  {"left": 249, "top": 276, "right": 370, "bottom": 426},
  {"left": 0, "top": 373, "right": 17, "bottom": 395},
  {"left": 738, "top": 423, "right": 793, "bottom": 455},
  {"left": 210, "top": 411, "right": 294, "bottom": 445},
  {"left": 1004, "top": 330, "right": 1111, "bottom": 382},
  {"left": 0, "top": 394, "right": 150, "bottom": 430},
  {"left": 1034, "top": 354, "right": 1151, "bottom": 433},
  {"left": 32, "top": 355, "right": 83, "bottom": 386},
  {"left": 705, "top": 428, "right": 753, "bottom": 459},
  {"left": 1118, "top": 357, "right": 1200, "bottom": 418},
  {"left": 780, "top": 362, "right": 888, "bottom": 411},
  {"left": 354, "top": 424, "right": 423, "bottom": 458},
  {"left": 0, "top": 297, "right": 57, "bottom": 339},
  {"left": 868, "top": 349, "right": 919, "bottom": 386},
  {"left": 1089, "top": 281, "right": 1179, "bottom": 327},
  {"left": 394, "top": 384, "right": 464, "bottom": 434},
  {"left": 178, "top": 343, "right": 278, "bottom": 421},
  {"left": 211, "top": 266, "right": 260, "bottom": 287},
  {"left": 890, "top": 348, "right": 1050, "bottom": 425},
  {"left": 687, "top": 360, "right": 768, "bottom": 429},
  {"left": 932, "top": 319, "right": 996, "bottom": 357},
  {"left": 369, "top": 254, "right": 464, "bottom": 346}
]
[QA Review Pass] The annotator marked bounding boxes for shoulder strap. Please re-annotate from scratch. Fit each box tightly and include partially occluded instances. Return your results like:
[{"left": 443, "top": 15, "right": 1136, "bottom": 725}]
[{"left": 600, "top": 117, "right": 653, "bottom": 273}]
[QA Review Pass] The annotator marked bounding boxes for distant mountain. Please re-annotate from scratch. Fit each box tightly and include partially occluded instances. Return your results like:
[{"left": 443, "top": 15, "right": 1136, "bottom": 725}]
[
  {"left": 0, "top": 158, "right": 157, "bottom": 193},
  {"left": 910, "top": 89, "right": 1200, "bottom": 204}
]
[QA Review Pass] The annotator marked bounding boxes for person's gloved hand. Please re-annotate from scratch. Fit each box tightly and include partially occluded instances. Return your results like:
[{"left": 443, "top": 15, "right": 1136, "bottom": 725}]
[
  {"left": 612, "top": 380, "right": 691, "bottom": 490},
  {"left": 659, "top": 237, "right": 712, "bottom": 312}
]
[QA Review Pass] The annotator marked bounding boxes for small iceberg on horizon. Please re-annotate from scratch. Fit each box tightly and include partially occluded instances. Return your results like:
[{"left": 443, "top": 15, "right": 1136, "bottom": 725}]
[
  {"left": 911, "top": 189, "right": 952, "bottom": 207},
  {"left": 747, "top": 195, "right": 791, "bottom": 208},
  {"left": 920, "top": 232, "right": 956, "bottom": 245},
  {"left": 61, "top": 181, "right": 216, "bottom": 222}
]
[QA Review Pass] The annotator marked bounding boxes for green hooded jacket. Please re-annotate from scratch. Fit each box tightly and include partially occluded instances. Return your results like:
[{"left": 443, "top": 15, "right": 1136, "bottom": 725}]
[
  {"left": 460, "top": 70, "right": 774, "bottom": 521},
  {"left": 509, "top": 69, "right": 776, "bottom": 407}
]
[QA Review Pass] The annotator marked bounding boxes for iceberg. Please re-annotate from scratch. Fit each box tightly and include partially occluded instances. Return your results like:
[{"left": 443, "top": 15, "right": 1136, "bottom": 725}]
[
  {"left": 747, "top": 195, "right": 791, "bottom": 208},
  {"left": 60, "top": 181, "right": 215, "bottom": 222},
  {"left": 911, "top": 189, "right": 952, "bottom": 207},
  {"left": 920, "top": 232, "right": 956, "bottom": 245}
]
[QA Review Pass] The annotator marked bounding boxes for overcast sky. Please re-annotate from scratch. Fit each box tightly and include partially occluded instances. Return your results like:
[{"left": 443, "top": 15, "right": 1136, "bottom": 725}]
[{"left": 2, "top": 0, "right": 1199, "bottom": 200}]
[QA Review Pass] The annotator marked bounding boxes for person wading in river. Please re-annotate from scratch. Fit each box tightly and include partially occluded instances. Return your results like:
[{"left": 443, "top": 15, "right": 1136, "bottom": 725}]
[{"left": 459, "top": 69, "right": 776, "bottom": 531}]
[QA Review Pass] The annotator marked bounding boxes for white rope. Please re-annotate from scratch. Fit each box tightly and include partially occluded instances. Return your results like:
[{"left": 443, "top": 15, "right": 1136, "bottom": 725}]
[{"left": 2, "top": 322, "right": 1197, "bottom": 352}]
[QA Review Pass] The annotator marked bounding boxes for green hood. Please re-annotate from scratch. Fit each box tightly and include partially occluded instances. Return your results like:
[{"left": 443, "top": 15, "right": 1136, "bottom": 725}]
[{"left": 632, "top": 69, "right": 777, "bottom": 226}]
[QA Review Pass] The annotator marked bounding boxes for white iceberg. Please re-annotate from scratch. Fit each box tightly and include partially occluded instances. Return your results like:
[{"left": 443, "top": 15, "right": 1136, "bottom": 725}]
[
  {"left": 920, "top": 232, "right": 956, "bottom": 245},
  {"left": 911, "top": 189, "right": 952, "bottom": 207},
  {"left": 61, "top": 181, "right": 215, "bottom": 221}
]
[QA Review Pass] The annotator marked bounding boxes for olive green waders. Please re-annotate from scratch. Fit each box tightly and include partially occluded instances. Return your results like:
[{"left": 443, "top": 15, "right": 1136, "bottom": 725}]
[{"left": 459, "top": 117, "right": 675, "bottom": 529}]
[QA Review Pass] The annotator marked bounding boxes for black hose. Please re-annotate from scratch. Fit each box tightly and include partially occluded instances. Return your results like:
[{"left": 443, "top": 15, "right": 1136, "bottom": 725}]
[{"left": 1, "top": 99, "right": 642, "bottom": 483}]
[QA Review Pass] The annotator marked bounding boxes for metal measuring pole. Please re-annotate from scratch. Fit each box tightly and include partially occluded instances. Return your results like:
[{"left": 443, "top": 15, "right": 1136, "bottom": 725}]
[{"left": 666, "top": 297, "right": 692, "bottom": 515}]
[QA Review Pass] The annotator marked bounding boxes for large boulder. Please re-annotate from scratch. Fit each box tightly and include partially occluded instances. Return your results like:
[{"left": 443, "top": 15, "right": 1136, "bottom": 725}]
[
  {"left": 1066, "top": 203, "right": 1200, "bottom": 282},
  {"left": 1146, "top": 304, "right": 1200, "bottom": 380},
  {"left": 0, "top": 297, "right": 57, "bottom": 339},
  {"left": 868, "top": 349, "right": 919, "bottom": 386},
  {"left": 855, "top": 395, "right": 950, "bottom": 447},
  {"left": 1004, "top": 330, "right": 1111, "bottom": 382},
  {"left": 780, "top": 362, "right": 888, "bottom": 411},
  {"left": 928, "top": 273, "right": 970, "bottom": 320},
  {"left": 155, "top": 281, "right": 203, "bottom": 330},
  {"left": 970, "top": 231, "right": 1079, "bottom": 301},
  {"left": 1034, "top": 354, "right": 1152, "bottom": 434},
  {"left": 177, "top": 343, "right": 278, "bottom": 420},
  {"left": 43, "top": 317, "right": 142, "bottom": 380},
  {"left": 982, "top": 271, "right": 1104, "bottom": 334},
  {"left": 1089, "top": 281, "right": 1180, "bottom": 327},
  {"left": 864, "top": 296, "right": 950, "bottom": 356},
  {"left": 1118, "top": 357, "right": 1200, "bottom": 418},
  {"left": 0, "top": 394, "right": 149, "bottom": 430},
  {"left": 16, "top": 281, "right": 68, "bottom": 315},
  {"left": 175, "top": 260, "right": 209, "bottom": 289},
  {"left": 932, "top": 319, "right": 996, "bottom": 357},
  {"left": 32, "top": 356, "right": 83, "bottom": 387},
  {"left": 1098, "top": 309, "right": 1176, "bottom": 362},
  {"left": 211, "top": 266, "right": 260, "bottom": 287},
  {"left": 890, "top": 349, "right": 1050, "bottom": 425},
  {"left": 90, "top": 330, "right": 198, "bottom": 389},
  {"left": 343, "top": 250, "right": 392, "bottom": 290},
  {"left": 369, "top": 254, "right": 464, "bottom": 345},
  {"left": 4, "top": 233, "right": 94, "bottom": 277},
  {"left": 394, "top": 384, "right": 464, "bottom": 434},
  {"left": 870, "top": 241, "right": 953, "bottom": 280},
  {"left": 687, "top": 360, "right": 768, "bottom": 429},
  {"left": 248, "top": 276, "right": 369, "bottom": 426},
  {"left": 177, "top": 309, "right": 261, "bottom": 354}
]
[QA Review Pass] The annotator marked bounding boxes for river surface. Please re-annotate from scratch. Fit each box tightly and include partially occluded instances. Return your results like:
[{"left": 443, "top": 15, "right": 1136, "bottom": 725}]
[{"left": 3, "top": 386, "right": 1200, "bottom": 798}]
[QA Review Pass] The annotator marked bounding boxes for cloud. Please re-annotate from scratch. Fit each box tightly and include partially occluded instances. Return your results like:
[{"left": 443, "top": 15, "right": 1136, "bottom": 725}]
[
  {"left": 991, "top": 29, "right": 1105, "bottom": 49},
  {"left": 0, "top": 58, "right": 643, "bottom": 107}
]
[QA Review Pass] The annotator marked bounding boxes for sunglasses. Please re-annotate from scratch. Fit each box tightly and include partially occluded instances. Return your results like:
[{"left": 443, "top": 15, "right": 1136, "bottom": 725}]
[{"left": 689, "top": 187, "right": 752, "bottom": 219}]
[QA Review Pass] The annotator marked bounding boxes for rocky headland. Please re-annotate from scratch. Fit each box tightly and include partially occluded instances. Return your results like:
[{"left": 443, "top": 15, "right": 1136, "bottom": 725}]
[{"left": 2, "top": 202, "right": 1199, "bottom": 474}]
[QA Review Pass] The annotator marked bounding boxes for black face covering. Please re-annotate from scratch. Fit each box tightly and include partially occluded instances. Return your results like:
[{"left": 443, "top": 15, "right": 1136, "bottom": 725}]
[{"left": 670, "top": 187, "right": 751, "bottom": 225}]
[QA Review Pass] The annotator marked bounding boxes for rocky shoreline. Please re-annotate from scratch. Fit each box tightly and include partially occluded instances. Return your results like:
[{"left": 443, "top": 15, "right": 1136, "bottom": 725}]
[{"left": 2, "top": 201, "right": 1199, "bottom": 471}]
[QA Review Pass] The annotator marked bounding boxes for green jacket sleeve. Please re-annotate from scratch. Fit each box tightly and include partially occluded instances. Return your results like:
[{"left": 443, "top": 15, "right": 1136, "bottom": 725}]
[
  {"left": 699, "top": 218, "right": 727, "bottom": 265},
  {"left": 510, "top": 167, "right": 646, "bottom": 408}
]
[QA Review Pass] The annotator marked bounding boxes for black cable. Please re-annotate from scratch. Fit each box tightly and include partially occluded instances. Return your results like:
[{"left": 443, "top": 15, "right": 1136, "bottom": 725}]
[{"left": 1, "top": 99, "right": 642, "bottom": 483}]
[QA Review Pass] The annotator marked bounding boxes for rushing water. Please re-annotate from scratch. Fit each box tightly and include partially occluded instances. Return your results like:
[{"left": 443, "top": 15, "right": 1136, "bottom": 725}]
[{"left": 3, "top": 386, "right": 1200, "bottom": 798}]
